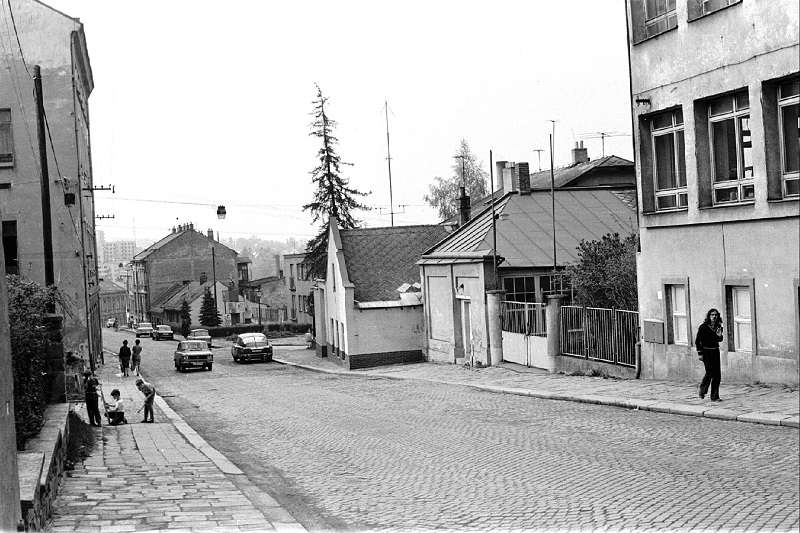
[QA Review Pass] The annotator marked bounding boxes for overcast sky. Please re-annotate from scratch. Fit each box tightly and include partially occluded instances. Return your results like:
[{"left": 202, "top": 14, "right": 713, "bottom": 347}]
[{"left": 45, "top": 0, "right": 634, "bottom": 247}]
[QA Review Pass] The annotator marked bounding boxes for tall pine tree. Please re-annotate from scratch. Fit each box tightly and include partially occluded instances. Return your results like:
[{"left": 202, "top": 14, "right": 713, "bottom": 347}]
[
  {"left": 302, "top": 84, "right": 369, "bottom": 279},
  {"left": 199, "top": 289, "right": 222, "bottom": 327}
]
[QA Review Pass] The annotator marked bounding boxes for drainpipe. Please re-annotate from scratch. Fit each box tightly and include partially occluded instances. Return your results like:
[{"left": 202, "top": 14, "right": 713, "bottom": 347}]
[{"left": 635, "top": 341, "right": 642, "bottom": 379}]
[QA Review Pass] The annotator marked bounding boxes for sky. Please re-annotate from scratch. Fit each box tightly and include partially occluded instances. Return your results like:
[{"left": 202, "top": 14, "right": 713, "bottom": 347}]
[{"left": 44, "top": 0, "right": 635, "bottom": 248}]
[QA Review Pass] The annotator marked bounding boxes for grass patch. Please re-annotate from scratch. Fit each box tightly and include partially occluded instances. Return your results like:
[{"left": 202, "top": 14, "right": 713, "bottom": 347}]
[{"left": 66, "top": 410, "right": 96, "bottom": 469}]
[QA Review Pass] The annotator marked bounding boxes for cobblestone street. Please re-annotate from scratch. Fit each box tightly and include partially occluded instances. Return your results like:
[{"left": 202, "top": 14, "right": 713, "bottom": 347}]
[{"left": 103, "top": 331, "right": 800, "bottom": 532}]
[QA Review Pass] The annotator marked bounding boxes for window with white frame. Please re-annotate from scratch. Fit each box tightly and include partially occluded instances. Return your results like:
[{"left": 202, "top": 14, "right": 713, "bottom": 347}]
[
  {"left": 0, "top": 109, "right": 14, "bottom": 167},
  {"left": 779, "top": 78, "right": 799, "bottom": 197},
  {"left": 729, "top": 286, "right": 752, "bottom": 352},
  {"left": 652, "top": 109, "right": 687, "bottom": 210},
  {"left": 709, "top": 91, "right": 755, "bottom": 204},
  {"left": 644, "top": 0, "right": 677, "bottom": 38},
  {"left": 666, "top": 284, "right": 688, "bottom": 344}
]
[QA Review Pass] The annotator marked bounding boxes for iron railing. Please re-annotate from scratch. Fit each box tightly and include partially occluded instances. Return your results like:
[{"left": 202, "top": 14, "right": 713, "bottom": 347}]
[
  {"left": 560, "top": 306, "right": 639, "bottom": 367},
  {"left": 501, "top": 301, "right": 547, "bottom": 337}
]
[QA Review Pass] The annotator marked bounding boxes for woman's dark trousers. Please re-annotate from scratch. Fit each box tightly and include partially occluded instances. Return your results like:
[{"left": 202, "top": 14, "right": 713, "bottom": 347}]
[{"left": 699, "top": 348, "right": 721, "bottom": 400}]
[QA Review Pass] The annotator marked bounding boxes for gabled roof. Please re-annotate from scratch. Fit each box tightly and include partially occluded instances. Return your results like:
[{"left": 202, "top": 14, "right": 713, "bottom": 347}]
[
  {"left": 528, "top": 155, "right": 633, "bottom": 189},
  {"left": 134, "top": 227, "right": 238, "bottom": 262},
  {"left": 423, "top": 189, "right": 637, "bottom": 268},
  {"left": 99, "top": 279, "right": 125, "bottom": 294},
  {"left": 150, "top": 280, "right": 220, "bottom": 313},
  {"left": 340, "top": 224, "right": 450, "bottom": 302}
]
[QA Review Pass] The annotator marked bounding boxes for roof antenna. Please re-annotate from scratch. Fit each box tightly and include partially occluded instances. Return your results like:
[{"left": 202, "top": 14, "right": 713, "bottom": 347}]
[
  {"left": 383, "top": 101, "right": 395, "bottom": 227},
  {"left": 579, "top": 131, "right": 629, "bottom": 157}
]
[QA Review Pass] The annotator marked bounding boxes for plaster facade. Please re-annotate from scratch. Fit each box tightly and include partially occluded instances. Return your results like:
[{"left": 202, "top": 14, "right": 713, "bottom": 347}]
[
  {"left": 626, "top": 0, "right": 799, "bottom": 384},
  {"left": 0, "top": 0, "right": 101, "bottom": 366},
  {"left": 284, "top": 253, "right": 313, "bottom": 325}
]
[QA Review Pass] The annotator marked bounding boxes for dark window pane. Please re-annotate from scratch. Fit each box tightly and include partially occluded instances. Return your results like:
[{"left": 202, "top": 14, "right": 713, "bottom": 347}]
[
  {"left": 655, "top": 133, "right": 676, "bottom": 190},
  {"left": 657, "top": 195, "right": 677, "bottom": 210},
  {"left": 736, "top": 91, "right": 749, "bottom": 110},
  {"left": 780, "top": 79, "right": 800, "bottom": 99},
  {"left": 504, "top": 278, "right": 514, "bottom": 293},
  {"left": 712, "top": 118, "right": 738, "bottom": 181},
  {"left": 652, "top": 113, "right": 673, "bottom": 130},
  {"left": 675, "top": 108, "right": 683, "bottom": 125},
  {"left": 782, "top": 102, "right": 799, "bottom": 174},
  {"left": 742, "top": 184, "right": 755, "bottom": 200},
  {"left": 678, "top": 193, "right": 688, "bottom": 207},
  {"left": 709, "top": 97, "right": 734, "bottom": 116},
  {"left": 676, "top": 130, "right": 687, "bottom": 187},
  {"left": 715, "top": 187, "right": 738, "bottom": 203},
  {"left": 785, "top": 178, "right": 799, "bottom": 196}
]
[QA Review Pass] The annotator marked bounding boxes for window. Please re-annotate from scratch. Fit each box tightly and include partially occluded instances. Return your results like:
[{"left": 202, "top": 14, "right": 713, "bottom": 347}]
[
  {"left": 645, "top": 0, "right": 677, "bottom": 38},
  {"left": 779, "top": 78, "right": 799, "bottom": 197},
  {"left": 2, "top": 221, "right": 17, "bottom": 275},
  {"left": 503, "top": 276, "right": 538, "bottom": 303},
  {"left": 709, "top": 91, "right": 754, "bottom": 204},
  {"left": 652, "top": 109, "right": 687, "bottom": 210},
  {"left": 689, "top": 0, "right": 741, "bottom": 20},
  {"left": 0, "top": 110, "right": 13, "bottom": 167},
  {"left": 729, "top": 286, "right": 752, "bottom": 352},
  {"left": 665, "top": 284, "right": 689, "bottom": 344}
]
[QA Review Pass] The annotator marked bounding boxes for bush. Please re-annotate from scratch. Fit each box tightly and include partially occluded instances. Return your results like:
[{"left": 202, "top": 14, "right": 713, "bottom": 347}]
[
  {"left": 66, "top": 410, "right": 96, "bottom": 466},
  {"left": 566, "top": 233, "right": 638, "bottom": 311},
  {"left": 8, "top": 275, "right": 57, "bottom": 450}
]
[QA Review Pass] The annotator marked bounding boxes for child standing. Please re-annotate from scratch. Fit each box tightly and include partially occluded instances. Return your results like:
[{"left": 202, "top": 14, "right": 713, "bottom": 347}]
[
  {"left": 131, "top": 339, "right": 143, "bottom": 376},
  {"left": 135, "top": 378, "right": 155, "bottom": 423},
  {"left": 82, "top": 370, "right": 102, "bottom": 427},
  {"left": 119, "top": 340, "right": 131, "bottom": 377},
  {"left": 104, "top": 389, "right": 128, "bottom": 425}
]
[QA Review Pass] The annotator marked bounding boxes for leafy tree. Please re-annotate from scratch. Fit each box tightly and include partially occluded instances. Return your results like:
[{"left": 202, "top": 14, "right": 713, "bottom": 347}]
[
  {"left": 7, "top": 275, "right": 57, "bottom": 449},
  {"left": 302, "top": 84, "right": 369, "bottom": 279},
  {"left": 424, "top": 138, "right": 489, "bottom": 220},
  {"left": 179, "top": 299, "right": 191, "bottom": 338},
  {"left": 566, "top": 233, "right": 638, "bottom": 311},
  {"left": 199, "top": 289, "right": 222, "bottom": 327}
]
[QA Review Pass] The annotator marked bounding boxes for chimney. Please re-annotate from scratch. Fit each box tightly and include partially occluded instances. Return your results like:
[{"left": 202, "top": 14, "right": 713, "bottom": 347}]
[
  {"left": 171, "top": 227, "right": 176, "bottom": 233},
  {"left": 207, "top": 229, "right": 214, "bottom": 240},
  {"left": 274, "top": 255, "right": 282, "bottom": 278},
  {"left": 459, "top": 186, "right": 471, "bottom": 226},
  {"left": 501, "top": 162, "right": 520, "bottom": 193},
  {"left": 188, "top": 223, "right": 194, "bottom": 231},
  {"left": 199, "top": 272, "right": 208, "bottom": 284},
  {"left": 515, "top": 162, "right": 530, "bottom": 195},
  {"left": 571, "top": 141, "right": 589, "bottom": 165},
  {"left": 495, "top": 161, "right": 508, "bottom": 193}
]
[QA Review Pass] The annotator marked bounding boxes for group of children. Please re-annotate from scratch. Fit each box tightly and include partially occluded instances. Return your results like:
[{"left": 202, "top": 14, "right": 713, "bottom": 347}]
[{"left": 82, "top": 370, "right": 156, "bottom": 427}]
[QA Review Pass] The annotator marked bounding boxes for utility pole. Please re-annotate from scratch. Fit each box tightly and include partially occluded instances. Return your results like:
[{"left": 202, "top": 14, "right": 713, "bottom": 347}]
[
  {"left": 384, "top": 101, "right": 394, "bottom": 227},
  {"left": 33, "top": 66, "right": 55, "bottom": 297},
  {"left": 489, "top": 150, "right": 498, "bottom": 290},
  {"left": 211, "top": 247, "right": 218, "bottom": 317},
  {"left": 549, "top": 130, "right": 557, "bottom": 274}
]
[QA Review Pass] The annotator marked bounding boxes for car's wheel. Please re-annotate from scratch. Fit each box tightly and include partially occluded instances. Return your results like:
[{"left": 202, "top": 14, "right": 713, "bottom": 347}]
[
  {"left": 206, "top": 363, "right": 212, "bottom": 371},
  {"left": 233, "top": 355, "right": 238, "bottom": 362}
]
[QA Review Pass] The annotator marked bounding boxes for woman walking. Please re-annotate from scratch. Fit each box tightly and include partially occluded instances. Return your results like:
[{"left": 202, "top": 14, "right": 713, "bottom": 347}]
[{"left": 696, "top": 308, "right": 724, "bottom": 402}]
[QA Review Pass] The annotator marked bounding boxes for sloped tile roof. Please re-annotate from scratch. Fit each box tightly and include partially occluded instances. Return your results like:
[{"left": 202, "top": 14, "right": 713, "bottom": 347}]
[
  {"left": 425, "top": 189, "right": 637, "bottom": 268},
  {"left": 340, "top": 225, "right": 450, "bottom": 302},
  {"left": 528, "top": 155, "right": 633, "bottom": 189},
  {"left": 99, "top": 279, "right": 125, "bottom": 294},
  {"left": 150, "top": 281, "right": 217, "bottom": 312}
]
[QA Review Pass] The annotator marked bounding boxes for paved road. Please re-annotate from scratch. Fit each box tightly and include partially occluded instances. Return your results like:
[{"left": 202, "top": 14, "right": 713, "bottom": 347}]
[{"left": 105, "top": 330, "right": 800, "bottom": 532}]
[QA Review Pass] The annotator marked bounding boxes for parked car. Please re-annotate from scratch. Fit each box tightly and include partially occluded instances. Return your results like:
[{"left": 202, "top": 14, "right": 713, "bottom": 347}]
[
  {"left": 150, "top": 325, "right": 174, "bottom": 341},
  {"left": 186, "top": 328, "right": 212, "bottom": 348},
  {"left": 135, "top": 322, "right": 154, "bottom": 338},
  {"left": 106, "top": 317, "right": 117, "bottom": 328},
  {"left": 231, "top": 333, "right": 273, "bottom": 363},
  {"left": 174, "top": 340, "right": 213, "bottom": 372}
]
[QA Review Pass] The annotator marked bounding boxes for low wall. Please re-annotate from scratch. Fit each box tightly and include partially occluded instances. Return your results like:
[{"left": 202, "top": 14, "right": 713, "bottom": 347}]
[
  {"left": 348, "top": 349, "right": 424, "bottom": 370},
  {"left": 555, "top": 355, "right": 638, "bottom": 379},
  {"left": 17, "top": 403, "right": 70, "bottom": 531}
]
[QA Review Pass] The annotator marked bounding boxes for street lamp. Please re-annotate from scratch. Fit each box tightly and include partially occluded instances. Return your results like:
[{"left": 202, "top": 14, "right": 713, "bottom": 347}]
[
  {"left": 256, "top": 289, "right": 262, "bottom": 330},
  {"left": 216, "top": 205, "right": 226, "bottom": 219}
]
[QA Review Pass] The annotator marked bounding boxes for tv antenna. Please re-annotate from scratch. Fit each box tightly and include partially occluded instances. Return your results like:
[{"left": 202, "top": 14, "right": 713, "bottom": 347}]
[
  {"left": 382, "top": 101, "right": 395, "bottom": 226},
  {"left": 578, "top": 131, "right": 629, "bottom": 157},
  {"left": 532, "top": 149, "right": 545, "bottom": 172}
]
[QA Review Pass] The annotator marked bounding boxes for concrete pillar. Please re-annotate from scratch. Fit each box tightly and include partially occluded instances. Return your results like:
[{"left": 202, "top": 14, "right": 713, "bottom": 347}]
[
  {"left": 546, "top": 295, "right": 565, "bottom": 373},
  {"left": 486, "top": 290, "right": 505, "bottom": 366}
]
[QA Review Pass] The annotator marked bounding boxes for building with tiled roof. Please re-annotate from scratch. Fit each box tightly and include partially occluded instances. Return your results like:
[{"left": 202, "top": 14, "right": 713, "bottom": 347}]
[
  {"left": 312, "top": 218, "right": 450, "bottom": 370},
  {"left": 419, "top": 183, "right": 638, "bottom": 367}
]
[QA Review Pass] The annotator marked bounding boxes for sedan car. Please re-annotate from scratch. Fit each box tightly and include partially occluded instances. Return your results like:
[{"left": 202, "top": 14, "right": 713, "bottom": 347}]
[
  {"left": 186, "top": 328, "right": 212, "bottom": 348},
  {"left": 106, "top": 317, "right": 117, "bottom": 328},
  {"left": 174, "top": 340, "right": 213, "bottom": 372},
  {"left": 150, "top": 325, "right": 174, "bottom": 341},
  {"left": 135, "top": 322, "right": 154, "bottom": 338},
  {"left": 231, "top": 333, "right": 273, "bottom": 363}
]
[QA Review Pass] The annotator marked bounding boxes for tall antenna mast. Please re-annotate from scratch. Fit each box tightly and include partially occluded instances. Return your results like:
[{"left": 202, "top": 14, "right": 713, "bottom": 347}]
[
  {"left": 532, "top": 149, "right": 545, "bottom": 172},
  {"left": 384, "top": 101, "right": 394, "bottom": 227}
]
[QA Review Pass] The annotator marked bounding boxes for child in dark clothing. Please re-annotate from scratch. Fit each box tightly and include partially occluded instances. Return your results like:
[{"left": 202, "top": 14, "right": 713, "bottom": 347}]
[
  {"left": 83, "top": 370, "right": 102, "bottom": 426},
  {"left": 119, "top": 340, "right": 131, "bottom": 377}
]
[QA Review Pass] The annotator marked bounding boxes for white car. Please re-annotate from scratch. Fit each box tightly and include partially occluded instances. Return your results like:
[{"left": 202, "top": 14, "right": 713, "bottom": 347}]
[{"left": 135, "top": 322, "right": 154, "bottom": 338}]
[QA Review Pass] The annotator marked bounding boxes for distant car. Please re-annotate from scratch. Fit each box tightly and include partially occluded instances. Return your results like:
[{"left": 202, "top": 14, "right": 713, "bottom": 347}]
[
  {"left": 231, "top": 333, "right": 273, "bottom": 363},
  {"left": 174, "top": 340, "right": 213, "bottom": 372},
  {"left": 106, "top": 318, "right": 117, "bottom": 328},
  {"left": 186, "top": 328, "right": 212, "bottom": 348},
  {"left": 135, "top": 322, "right": 154, "bottom": 338},
  {"left": 150, "top": 325, "right": 174, "bottom": 341}
]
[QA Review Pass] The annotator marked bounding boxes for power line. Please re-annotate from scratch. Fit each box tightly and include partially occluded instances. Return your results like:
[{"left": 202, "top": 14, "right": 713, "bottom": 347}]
[{"left": 4, "top": 0, "right": 31, "bottom": 78}]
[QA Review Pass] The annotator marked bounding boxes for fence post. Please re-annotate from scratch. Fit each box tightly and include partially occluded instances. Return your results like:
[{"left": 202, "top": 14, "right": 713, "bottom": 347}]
[
  {"left": 486, "top": 290, "right": 505, "bottom": 366},
  {"left": 546, "top": 295, "right": 564, "bottom": 373}
]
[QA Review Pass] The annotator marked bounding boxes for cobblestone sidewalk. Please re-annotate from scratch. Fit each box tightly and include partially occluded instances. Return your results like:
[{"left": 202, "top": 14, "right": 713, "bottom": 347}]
[
  {"left": 275, "top": 347, "right": 800, "bottom": 428},
  {"left": 49, "top": 353, "right": 306, "bottom": 533}
]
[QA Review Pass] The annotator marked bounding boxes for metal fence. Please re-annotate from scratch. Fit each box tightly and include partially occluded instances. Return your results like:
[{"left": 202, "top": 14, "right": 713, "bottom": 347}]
[
  {"left": 560, "top": 306, "right": 639, "bottom": 367},
  {"left": 501, "top": 301, "right": 547, "bottom": 337}
]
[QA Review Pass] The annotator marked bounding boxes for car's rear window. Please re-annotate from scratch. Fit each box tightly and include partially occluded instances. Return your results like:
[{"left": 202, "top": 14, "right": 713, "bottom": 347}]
[
  {"left": 181, "top": 342, "right": 207, "bottom": 351},
  {"left": 140, "top": 323, "right": 152, "bottom": 328},
  {"left": 243, "top": 336, "right": 269, "bottom": 347},
  {"left": 158, "top": 326, "right": 171, "bottom": 331},
  {"left": 193, "top": 330, "right": 209, "bottom": 336}
]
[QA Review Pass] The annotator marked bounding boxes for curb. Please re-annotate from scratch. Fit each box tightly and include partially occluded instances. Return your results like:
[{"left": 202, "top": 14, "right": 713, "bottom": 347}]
[{"left": 273, "top": 358, "right": 799, "bottom": 429}]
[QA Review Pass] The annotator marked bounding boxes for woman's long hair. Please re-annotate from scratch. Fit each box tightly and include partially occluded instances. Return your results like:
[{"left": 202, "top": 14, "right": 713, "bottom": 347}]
[{"left": 703, "top": 308, "right": 721, "bottom": 327}]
